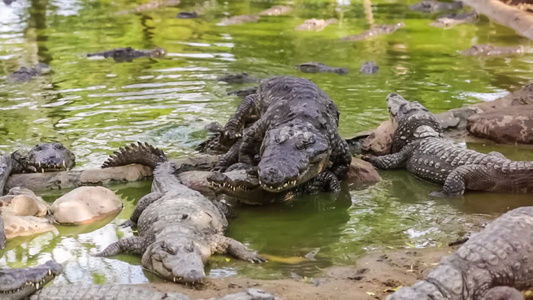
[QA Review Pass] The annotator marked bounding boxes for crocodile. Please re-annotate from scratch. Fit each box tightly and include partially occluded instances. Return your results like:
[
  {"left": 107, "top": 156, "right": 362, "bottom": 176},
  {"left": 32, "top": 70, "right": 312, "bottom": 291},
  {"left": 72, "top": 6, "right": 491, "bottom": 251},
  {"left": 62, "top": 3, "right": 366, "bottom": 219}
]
[
  {"left": 409, "top": 0, "right": 463, "bottom": 12},
  {"left": 177, "top": 11, "right": 198, "bottom": 19},
  {"left": 341, "top": 23, "right": 405, "bottom": 41},
  {"left": 219, "top": 15, "right": 260, "bottom": 26},
  {"left": 0, "top": 215, "right": 4, "bottom": 249},
  {"left": 295, "top": 18, "right": 337, "bottom": 31},
  {"left": 295, "top": 62, "right": 348, "bottom": 75},
  {"left": 0, "top": 142, "right": 75, "bottom": 196},
  {"left": 227, "top": 86, "right": 258, "bottom": 99},
  {"left": 87, "top": 47, "right": 167, "bottom": 62},
  {"left": 217, "top": 73, "right": 260, "bottom": 84},
  {"left": 460, "top": 44, "right": 525, "bottom": 56},
  {"left": 0, "top": 260, "right": 63, "bottom": 300},
  {"left": 363, "top": 93, "right": 533, "bottom": 196},
  {"left": 95, "top": 142, "right": 264, "bottom": 283},
  {"left": 387, "top": 206, "right": 533, "bottom": 300},
  {"left": 429, "top": 11, "right": 478, "bottom": 28},
  {"left": 7, "top": 63, "right": 50, "bottom": 83},
  {"left": 259, "top": 5, "right": 293, "bottom": 16},
  {"left": 217, "top": 75, "right": 352, "bottom": 193},
  {"left": 360, "top": 61, "right": 379, "bottom": 74}
]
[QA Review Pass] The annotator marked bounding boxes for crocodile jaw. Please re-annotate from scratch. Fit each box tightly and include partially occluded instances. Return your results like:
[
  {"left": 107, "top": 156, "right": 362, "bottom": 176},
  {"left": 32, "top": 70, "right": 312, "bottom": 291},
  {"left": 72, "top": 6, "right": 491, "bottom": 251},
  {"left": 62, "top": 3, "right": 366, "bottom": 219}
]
[{"left": 0, "top": 260, "right": 62, "bottom": 298}]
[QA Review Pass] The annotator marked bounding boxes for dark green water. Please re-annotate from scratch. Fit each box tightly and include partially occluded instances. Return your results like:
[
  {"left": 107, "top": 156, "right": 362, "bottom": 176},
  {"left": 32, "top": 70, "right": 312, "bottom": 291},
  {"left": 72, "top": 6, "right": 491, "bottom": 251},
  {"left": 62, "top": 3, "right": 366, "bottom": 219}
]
[{"left": 1, "top": 0, "right": 532, "bottom": 284}]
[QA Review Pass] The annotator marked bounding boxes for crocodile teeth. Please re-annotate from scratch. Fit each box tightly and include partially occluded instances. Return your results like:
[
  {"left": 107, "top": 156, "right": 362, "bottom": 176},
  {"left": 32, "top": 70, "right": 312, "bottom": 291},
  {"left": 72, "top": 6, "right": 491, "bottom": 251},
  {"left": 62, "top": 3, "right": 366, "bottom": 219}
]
[
  {"left": 62, "top": 161, "right": 66, "bottom": 168},
  {"left": 35, "top": 282, "right": 39, "bottom": 290},
  {"left": 41, "top": 168, "right": 44, "bottom": 173},
  {"left": 48, "top": 270, "right": 51, "bottom": 276},
  {"left": 173, "top": 277, "right": 176, "bottom": 282}
]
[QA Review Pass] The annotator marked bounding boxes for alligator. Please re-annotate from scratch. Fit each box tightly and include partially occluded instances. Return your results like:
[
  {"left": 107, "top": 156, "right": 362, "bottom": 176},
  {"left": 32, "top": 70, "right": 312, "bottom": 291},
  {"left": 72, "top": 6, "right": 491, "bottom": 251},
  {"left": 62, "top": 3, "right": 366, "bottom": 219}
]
[
  {"left": 217, "top": 73, "right": 260, "bottom": 84},
  {"left": 460, "top": 44, "right": 525, "bottom": 56},
  {"left": 430, "top": 11, "right": 478, "bottom": 28},
  {"left": 177, "top": 11, "right": 198, "bottom": 19},
  {"left": 341, "top": 23, "right": 405, "bottom": 41},
  {"left": 360, "top": 61, "right": 379, "bottom": 74},
  {"left": 295, "top": 62, "right": 348, "bottom": 75},
  {"left": 0, "top": 142, "right": 75, "bottom": 196},
  {"left": 295, "top": 18, "right": 337, "bottom": 31},
  {"left": 95, "top": 142, "right": 265, "bottom": 283},
  {"left": 217, "top": 75, "right": 352, "bottom": 193},
  {"left": 219, "top": 15, "right": 260, "bottom": 26},
  {"left": 87, "top": 47, "right": 167, "bottom": 62},
  {"left": 409, "top": 0, "right": 463, "bottom": 12},
  {"left": 0, "top": 260, "right": 63, "bottom": 300},
  {"left": 259, "top": 5, "right": 293, "bottom": 16},
  {"left": 387, "top": 206, "right": 533, "bottom": 300},
  {"left": 7, "top": 63, "right": 50, "bottom": 83},
  {"left": 363, "top": 93, "right": 533, "bottom": 196}
]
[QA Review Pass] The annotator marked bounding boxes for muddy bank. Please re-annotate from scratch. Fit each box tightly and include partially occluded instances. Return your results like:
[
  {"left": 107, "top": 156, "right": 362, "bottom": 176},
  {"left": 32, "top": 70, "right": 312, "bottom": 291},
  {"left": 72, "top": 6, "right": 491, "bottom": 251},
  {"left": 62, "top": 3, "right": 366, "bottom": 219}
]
[{"left": 146, "top": 247, "right": 456, "bottom": 300}]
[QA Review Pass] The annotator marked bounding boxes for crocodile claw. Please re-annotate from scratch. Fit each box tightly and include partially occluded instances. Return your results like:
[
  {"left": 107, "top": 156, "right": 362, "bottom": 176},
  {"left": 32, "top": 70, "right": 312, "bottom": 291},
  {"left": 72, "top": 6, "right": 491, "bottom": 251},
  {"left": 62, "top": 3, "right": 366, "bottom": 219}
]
[{"left": 119, "top": 220, "right": 135, "bottom": 228}]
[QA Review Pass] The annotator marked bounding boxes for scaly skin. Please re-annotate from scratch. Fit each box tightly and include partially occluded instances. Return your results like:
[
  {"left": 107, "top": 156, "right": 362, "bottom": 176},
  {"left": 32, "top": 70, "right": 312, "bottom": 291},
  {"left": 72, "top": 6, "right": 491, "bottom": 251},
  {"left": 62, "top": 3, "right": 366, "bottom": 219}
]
[
  {"left": 219, "top": 76, "right": 351, "bottom": 193},
  {"left": 460, "top": 44, "right": 525, "bottom": 56},
  {"left": 87, "top": 47, "right": 167, "bottom": 62},
  {"left": 7, "top": 63, "right": 50, "bottom": 83},
  {"left": 96, "top": 142, "right": 264, "bottom": 284},
  {"left": 295, "top": 62, "right": 348, "bottom": 75},
  {"left": 365, "top": 93, "right": 533, "bottom": 196},
  {"left": 0, "top": 261, "right": 62, "bottom": 300},
  {"left": 0, "top": 143, "right": 75, "bottom": 196},
  {"left": 29, "top": 284, "right": 190, "bottom": 300},
  {"left": 387, "top": 206, "right": 533, "bottom": 300},
  {"left": 409, "top": 0, "right": 463, "bottom": 12},
  {"left": 0, "top": 216, "right": 5, "bottom": 249},
  {"left": 341, "top": 23, "right": 405, "bottom": 41}
]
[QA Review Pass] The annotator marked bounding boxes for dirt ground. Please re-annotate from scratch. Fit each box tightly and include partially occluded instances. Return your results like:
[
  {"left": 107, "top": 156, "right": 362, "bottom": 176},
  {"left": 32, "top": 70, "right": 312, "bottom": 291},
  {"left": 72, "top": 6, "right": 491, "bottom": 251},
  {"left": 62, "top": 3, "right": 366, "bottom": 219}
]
[{"left": 147, "top": 247, "right": 456, "bottom": 300}]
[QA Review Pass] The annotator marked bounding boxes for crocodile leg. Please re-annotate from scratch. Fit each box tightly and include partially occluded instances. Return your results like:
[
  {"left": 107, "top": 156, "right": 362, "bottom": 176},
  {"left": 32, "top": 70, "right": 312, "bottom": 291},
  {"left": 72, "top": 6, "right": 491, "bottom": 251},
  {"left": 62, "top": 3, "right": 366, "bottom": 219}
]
[
  {"left": 483, "top": 286, "right": 524, "bottom": 300},
  {"left": 329, "top": 131, "right": 353, "bottom": 179},
  {"left": 94, "top": 236, "right": 145, "bottom": 256},
  {"left": 239, "top": 119, "right": 268, "bottom": 166},
  {"left": 223, "top": 94, "right": 257, "bottom": 140},
  {"left": 126, "top": 192, "right": 164, "bottom": 226},
  {"left": 213, "top": 139, "right": 242, "bottom": 172},
  {"left": 210, "top": 235, "right": 265, "bottom": 263},
  {"left": 0, "top": 154, "right": 13, "bottom": 196},
  {"left": 303, "top": 170, "right": 340, "bottom": 193},
  {"left": 364, "top": 143, "right": 415, "bottom": 169}
]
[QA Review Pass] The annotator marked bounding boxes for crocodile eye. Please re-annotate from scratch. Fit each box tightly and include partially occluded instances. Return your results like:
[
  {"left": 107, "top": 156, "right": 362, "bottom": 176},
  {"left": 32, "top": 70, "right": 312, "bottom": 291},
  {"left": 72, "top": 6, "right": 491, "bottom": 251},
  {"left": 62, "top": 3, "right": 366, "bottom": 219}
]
[
  {"left": 34, "top": 145, "right": 43, "bottom": 151},
  {"left": 54, "top": 143, "right": 65, "bottom": 150},
  {"left": 184, "top": 242, "right": 194, "bottom": 253}
]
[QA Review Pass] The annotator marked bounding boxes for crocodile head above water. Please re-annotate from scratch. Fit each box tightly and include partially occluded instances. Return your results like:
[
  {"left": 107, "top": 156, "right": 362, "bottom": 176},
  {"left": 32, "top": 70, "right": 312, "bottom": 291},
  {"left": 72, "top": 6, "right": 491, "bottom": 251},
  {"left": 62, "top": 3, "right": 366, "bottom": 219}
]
[
  {"left": 0, "top": 260, "right": 62, "bottom": 299},
  {"left": 387, "top": 93, "right": 443, "bottom": 151},
  {"left": 258, "top": 121, "right": 331, "bottom": 192},
  {"left": 12, "top": 142, "right": 76, "bottom": 173},
  {"left": 142, "top": 237, "right": 206, "bottom": 284}
]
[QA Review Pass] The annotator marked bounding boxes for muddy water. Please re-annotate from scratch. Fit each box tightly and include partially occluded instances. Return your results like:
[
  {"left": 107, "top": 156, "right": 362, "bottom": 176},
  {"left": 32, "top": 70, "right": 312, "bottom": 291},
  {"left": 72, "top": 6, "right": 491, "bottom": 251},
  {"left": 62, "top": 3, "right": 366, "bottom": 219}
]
[{"left": 0, "top": 0, "right": 532, "bottom": 285}]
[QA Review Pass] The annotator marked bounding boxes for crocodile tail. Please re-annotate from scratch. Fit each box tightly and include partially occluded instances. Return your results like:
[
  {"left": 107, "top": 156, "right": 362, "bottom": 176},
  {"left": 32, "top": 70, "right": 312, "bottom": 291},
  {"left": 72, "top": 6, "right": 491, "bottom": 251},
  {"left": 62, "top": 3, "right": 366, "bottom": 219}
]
[{"left": 101, "top": 142, "right": 167, "bottom": 169}]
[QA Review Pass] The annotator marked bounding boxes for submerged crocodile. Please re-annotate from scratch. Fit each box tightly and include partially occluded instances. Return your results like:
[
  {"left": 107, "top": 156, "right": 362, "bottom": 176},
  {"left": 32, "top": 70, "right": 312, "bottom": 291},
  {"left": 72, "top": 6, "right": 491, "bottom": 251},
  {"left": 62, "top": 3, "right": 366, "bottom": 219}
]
[
  {"left": 429, "top": 11, "right": 478, "bottom": 28},
  {"left": 96, "top": 142, "right": 264, "bottom": 283},
  {"left": 341, "top": 23, "right": 405, "bottom": 41},
  {"left": 460, "top": 44, "right": 525, "bottom": 56},
  {"left": 364, "top": 93, "right": 533, "bottom": 196},
  {"left": 0, "top": 260, "right": 63, "bottom": 300},
  {"left": 217, "top": 73, "right": 260, "bottom": 84},
  {"left": 87, "top": 47, "right": 167, "bottom": 62},
  {"left": 387, "top": 206, "right": 533, "bottom": 300},
  {"left": 7, "top": 63, "right": 50, "bottom": 83},
  {"left": 217, "top": 75, "right": 352, "bottom": 193},
  {"left": 295, "top": 62, "right": 348, "bottom": 75},
  {"left": 409, "top": 0, "right": 463, "bottom": 12},
  {"left": 360, "top": 61, "right": 379, "bottom": 74}
]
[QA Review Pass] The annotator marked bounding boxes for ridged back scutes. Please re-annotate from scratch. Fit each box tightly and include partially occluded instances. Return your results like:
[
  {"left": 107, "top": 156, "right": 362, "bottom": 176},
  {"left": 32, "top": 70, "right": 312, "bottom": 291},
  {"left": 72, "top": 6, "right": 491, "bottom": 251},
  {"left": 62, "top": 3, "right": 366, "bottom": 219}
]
[{"left": 101, "top": 142, "right": 167, "bottom": 169}]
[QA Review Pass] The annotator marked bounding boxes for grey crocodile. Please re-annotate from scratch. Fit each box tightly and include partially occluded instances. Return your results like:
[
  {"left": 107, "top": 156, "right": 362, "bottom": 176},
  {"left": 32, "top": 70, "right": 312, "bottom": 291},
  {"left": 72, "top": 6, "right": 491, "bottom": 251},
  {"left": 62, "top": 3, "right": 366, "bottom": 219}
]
[
  {"left": 0, "top": 215, "right": 5, "bottom": 249},
  {"left": 341, "top": 23, "right": 405, "bottom": 41},
  {"left": 409, "top": 0, "right": 463, "bottom": 12},
  {"left": 0, "top": 143, "right": 75, "bottom": 196},
  {"left": 387, "top": 206, "right": 533, "bottom": 300},
  {"left": 177, "top": 11, "right": 198, "bottom": 19},
  {"left": 430, "top": 11, "right": 478, "bottom": 28},
  {"left": 217, "top": 73, "right": 260, "bottom": 84},
  {"left": 217, "top": 75, "right": 352, "bottom": 193},
  {"left": 29, "top": 284, "right": 190, "bottom": 300},
  {"left": 7, "top": 63, "right": 50, "bottom": 83},
  {"left": 360, "top": 61, "right": 379, "bottom": 74},
  {"left": 295, "top": 62, "right": 348, "bottom": 75},
  {"left": 95, "top": 142, "right": 264, "bottom": 283},
  {"left": 460, "top": 44, "right": 525, "bottom": 56},
  {"left": 87, "top": 47, "right": 167, "bottom": 62},
  {"left": 363, "top": 93, "right": 533, "bottom": 196},
  {"left": 0, "top": 260, "right": 62, "bottom": 300},
  {"left": 227, "top": 86, "right": 258, "bottom": 99}
]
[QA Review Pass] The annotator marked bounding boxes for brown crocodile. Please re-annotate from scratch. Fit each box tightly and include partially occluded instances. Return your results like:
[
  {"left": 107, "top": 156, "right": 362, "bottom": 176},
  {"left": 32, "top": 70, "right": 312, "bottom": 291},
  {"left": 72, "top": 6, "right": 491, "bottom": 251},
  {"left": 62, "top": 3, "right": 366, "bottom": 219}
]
[
  {"left": 429, "top": 11, "right": 478, "bottom": 28},
  {"left": 341, "top": 23, "right": 405, "bottom": 41}
]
